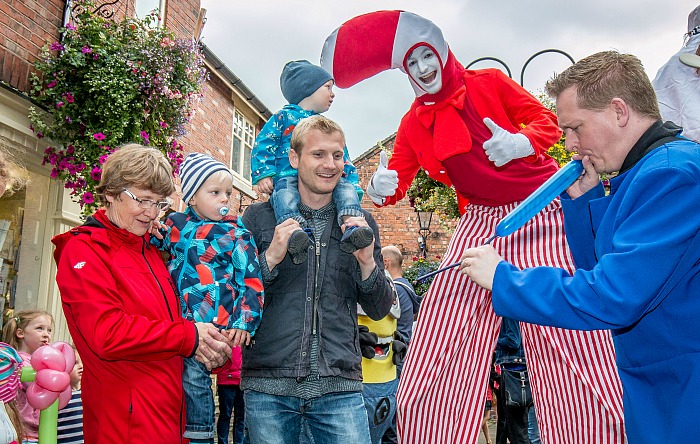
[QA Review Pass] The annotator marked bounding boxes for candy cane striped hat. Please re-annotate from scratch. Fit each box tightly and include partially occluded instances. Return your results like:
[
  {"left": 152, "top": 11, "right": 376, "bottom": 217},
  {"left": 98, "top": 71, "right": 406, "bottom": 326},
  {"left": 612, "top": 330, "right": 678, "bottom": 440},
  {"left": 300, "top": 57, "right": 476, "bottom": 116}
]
[{"left": 321, "top": 10, "right": 449, "bottom": 96}]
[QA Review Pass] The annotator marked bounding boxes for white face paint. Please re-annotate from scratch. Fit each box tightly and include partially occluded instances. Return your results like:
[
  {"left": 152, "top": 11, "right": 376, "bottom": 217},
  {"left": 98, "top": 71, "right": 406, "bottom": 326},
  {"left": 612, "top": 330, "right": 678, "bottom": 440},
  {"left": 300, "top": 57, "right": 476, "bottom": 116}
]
[{"left": 406, "top": 45, "right": 442, "bottom": 95}]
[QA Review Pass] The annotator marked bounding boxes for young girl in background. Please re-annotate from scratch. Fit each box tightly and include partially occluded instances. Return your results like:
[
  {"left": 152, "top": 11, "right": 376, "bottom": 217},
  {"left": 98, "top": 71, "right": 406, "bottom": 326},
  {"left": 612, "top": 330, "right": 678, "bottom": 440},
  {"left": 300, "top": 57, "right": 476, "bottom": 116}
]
[{"left": 2, "top": 310, "right": 54, "bottom": 444}]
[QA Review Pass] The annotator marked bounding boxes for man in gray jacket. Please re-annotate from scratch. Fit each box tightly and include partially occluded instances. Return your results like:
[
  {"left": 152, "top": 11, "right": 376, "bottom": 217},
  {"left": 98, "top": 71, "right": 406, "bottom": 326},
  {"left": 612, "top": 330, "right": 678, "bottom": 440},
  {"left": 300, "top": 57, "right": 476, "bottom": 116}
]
[{"left": 241, "top": 114, "right": 394, "bottom": 444}]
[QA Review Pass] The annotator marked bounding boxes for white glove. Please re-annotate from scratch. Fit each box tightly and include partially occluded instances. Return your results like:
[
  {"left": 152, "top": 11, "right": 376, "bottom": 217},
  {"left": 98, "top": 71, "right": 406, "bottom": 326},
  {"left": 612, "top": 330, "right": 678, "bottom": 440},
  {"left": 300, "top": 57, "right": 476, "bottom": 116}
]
[
  {"left": 366, "top": 151, "right": 399, "bottom": 205},
  {"left": 483, "top": 117, "right": 535, "bottom": 167}
]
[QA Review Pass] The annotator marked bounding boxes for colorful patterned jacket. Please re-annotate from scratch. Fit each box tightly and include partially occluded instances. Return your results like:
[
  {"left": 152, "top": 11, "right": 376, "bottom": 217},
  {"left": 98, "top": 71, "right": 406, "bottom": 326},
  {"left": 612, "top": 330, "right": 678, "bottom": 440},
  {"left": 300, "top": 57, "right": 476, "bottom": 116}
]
[
  {"left": 152, "top": 207, "right": 264, "bottom": 332},
  {"left": 251, "top": 104, "right": 363, "bottom": 198}
]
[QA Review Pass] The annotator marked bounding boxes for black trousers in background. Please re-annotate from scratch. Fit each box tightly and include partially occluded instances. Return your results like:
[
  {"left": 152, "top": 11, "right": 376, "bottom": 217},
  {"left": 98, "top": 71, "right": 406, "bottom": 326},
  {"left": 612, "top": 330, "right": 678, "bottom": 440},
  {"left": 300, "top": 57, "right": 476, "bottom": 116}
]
[{"left": 496, "top": 377, "right": 530, "bottom": 444}]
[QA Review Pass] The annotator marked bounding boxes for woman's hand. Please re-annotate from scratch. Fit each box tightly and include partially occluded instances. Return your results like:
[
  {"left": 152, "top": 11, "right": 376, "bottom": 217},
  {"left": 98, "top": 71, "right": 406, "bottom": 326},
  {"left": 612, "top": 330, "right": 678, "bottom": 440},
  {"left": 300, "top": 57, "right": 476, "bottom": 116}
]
[{"left": 194, "top": 323, "right": 232, "bottom": 370}]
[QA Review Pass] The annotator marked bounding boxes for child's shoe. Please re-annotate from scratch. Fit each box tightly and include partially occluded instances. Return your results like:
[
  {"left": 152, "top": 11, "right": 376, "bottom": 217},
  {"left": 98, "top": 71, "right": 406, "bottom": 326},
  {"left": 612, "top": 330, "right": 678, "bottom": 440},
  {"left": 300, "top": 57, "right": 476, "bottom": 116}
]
[
  {"left": 288, "top": 229, "right": 312, "bottom": 264},
  {"left": 340, "top": 226, "right": 374, "bottom": 253}
]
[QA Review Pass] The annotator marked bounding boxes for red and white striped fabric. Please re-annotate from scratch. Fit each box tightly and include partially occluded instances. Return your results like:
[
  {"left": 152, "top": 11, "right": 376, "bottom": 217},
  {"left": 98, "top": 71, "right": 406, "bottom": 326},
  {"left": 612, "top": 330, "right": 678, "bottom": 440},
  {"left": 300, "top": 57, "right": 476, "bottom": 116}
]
[{"left": 397, "top": 201, "right": 626, "bottom": 444}]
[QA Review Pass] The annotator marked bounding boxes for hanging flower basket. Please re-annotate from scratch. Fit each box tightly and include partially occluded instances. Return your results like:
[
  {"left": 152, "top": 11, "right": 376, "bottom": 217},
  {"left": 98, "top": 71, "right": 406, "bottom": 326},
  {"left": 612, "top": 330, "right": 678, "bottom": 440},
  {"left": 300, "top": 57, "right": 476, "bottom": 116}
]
[{"left": 28, "top": 0, "right": 207, "bottom": 217}]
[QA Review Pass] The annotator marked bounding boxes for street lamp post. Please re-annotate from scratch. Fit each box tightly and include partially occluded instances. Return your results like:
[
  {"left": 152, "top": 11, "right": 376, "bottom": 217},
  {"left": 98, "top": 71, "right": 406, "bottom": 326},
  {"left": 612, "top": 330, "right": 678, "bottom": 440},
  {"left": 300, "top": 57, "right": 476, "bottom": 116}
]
[{"left": 416, "top": 210, "right": 433, "bottom": 258}]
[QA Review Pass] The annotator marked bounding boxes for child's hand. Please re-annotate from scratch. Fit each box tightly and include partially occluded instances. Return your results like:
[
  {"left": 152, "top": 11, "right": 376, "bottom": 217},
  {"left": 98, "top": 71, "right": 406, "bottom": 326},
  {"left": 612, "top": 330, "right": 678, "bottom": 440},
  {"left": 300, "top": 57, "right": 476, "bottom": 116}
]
[
  {"left": 227, "top": 328, "right": 252, "bottom": 347},
  {"left": 253, "top": 177, "right": 274, "bottom": 195},
  {"left": 149, "top": 219, "right": 166, "bottom": 239}
]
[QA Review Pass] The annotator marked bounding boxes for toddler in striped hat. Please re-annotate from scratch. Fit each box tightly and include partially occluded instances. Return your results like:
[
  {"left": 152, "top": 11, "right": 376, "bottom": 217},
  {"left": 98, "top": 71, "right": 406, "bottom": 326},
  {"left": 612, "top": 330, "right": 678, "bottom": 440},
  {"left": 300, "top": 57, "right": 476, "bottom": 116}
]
[{"left": 150, "top": 152, "right": 264, "bottom": 443}]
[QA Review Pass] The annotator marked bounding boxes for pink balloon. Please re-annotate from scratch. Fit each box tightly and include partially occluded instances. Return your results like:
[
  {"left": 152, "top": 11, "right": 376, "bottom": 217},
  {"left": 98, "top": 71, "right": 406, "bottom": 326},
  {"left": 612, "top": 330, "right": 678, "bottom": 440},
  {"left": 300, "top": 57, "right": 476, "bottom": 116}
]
[
  {"left": 36, "top": 368, "right": 70, "bottom": 393},
  {"left": 30, "top": 345, "right": 66, "bottom": 372},
  {"left": 58, "top": 385, "right": 72, "bottom": 410},
  {"left": 51, "top": 342, "right": 76, "bottom": 373},
  {"left": 26, "top": 382, "right": 59, "bottom": 410}
]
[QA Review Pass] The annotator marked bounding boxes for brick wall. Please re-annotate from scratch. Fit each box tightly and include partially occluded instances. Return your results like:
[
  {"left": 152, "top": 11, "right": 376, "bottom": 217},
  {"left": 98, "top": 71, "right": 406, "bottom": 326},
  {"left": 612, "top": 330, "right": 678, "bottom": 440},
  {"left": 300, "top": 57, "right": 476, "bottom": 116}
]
[
  {"left": 0, "top": 0, "right": 63, "bottom": 92},
  {"left": 162, "top": 0, "right": 200, "bottom": 40},
  {"left": 354, "top": 135, "right": 458, "bottom": 264}
]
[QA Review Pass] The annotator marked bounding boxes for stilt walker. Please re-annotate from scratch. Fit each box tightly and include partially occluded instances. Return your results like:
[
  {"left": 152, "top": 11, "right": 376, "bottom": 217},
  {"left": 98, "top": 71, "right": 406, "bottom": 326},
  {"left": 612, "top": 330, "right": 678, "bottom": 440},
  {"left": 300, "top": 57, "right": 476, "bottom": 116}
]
[{"left": 321, "top": 10, "right": 626, "bottom": 443}]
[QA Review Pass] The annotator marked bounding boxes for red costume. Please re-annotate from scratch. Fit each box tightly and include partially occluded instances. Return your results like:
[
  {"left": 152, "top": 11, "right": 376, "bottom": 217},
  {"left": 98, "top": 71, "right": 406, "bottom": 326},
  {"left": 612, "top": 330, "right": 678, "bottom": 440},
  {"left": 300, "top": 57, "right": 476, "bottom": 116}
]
[{"left": 323, "top": 10, "right": 626, "bottom": 443}]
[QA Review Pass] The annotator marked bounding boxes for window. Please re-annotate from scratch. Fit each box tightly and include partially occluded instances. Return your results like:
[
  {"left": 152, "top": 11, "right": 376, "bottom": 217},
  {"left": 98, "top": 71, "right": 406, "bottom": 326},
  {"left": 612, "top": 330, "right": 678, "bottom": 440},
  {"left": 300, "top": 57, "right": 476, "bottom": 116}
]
[
  {"left": 135, "top": 0, "right": 166, "bottom": 26},
  {"left": 231, "top": 111, "right": 255, "bottom": 183}
]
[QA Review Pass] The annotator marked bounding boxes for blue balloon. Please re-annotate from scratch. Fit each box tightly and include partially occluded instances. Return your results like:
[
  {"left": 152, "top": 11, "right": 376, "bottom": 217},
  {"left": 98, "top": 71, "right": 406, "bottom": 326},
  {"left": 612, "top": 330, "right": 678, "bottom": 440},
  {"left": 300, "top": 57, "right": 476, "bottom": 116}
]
[{"left": 495, "top": 159, "right": 583, "bottom": 237}]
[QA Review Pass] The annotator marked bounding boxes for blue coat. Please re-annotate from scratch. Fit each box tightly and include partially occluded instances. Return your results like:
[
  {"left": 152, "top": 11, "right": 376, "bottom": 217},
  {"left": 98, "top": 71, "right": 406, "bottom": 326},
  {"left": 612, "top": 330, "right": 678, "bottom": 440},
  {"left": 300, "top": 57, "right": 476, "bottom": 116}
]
[{"left": 492, "top": 126, "right": 700, "bottom": 443}]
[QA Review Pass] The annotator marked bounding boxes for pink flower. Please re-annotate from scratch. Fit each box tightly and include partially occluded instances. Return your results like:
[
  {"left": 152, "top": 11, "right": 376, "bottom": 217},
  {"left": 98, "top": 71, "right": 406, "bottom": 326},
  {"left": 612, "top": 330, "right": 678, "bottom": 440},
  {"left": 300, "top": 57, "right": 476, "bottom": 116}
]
[
  {"left": 55, "top": 101, "right": 64, "bottom": 108},
  {"left": 99, "top": 154, "right": 109, "bottom": 164},
  {"left": 90, "top": 167, "right": 101, "bottom": 181},
  {"left": 50, "top": 168, "right": 59, "bottom": 178},
  {"left": 82, "top": 192, "right": 94, "bottom": 204},
  {"left": 140, "top": 131, "right": 149, "bottom": 144},
  {"left": 81, "top": 46, "right": 92, "bottom": 54},
  {"left": 93, "top": 132, "right": 106, "bottom": 141},
  {"left": 50, "top": 42, "right": 65, "bottom": 51},
  {"left": 159, "top": 121, "right": 167, "bottom": 129},
  {"left": 66, "top": 145, "right": 75, "bottom": 154},
  {"left": 46, "top": 80, "right": 57, "bottom": 88},
  {"left": 63, "top": 92, "right": 75, "bottom": 103},
  {"left": 65, "top": 23, "right": 76, "bottom": 31}
]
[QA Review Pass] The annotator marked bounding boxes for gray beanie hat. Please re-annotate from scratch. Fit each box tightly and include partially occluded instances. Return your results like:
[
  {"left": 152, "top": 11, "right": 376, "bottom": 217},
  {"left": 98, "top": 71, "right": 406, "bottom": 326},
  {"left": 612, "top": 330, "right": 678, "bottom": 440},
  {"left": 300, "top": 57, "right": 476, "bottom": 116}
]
[
  {"left": 179, "top": 153, "right": 231, "bottom": 204},
  {"left": 280, "top": 60, "right": 333, "bottom": 105}
]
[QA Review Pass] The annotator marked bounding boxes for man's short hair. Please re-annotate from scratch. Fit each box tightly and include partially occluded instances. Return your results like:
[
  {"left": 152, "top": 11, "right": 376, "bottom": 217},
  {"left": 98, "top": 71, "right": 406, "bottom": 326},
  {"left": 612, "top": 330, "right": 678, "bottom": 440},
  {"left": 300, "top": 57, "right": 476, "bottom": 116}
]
[
  {"left": 382, "top": 245, "right": 403, "bottom": 268},
  {"left": 290, "top": 115, "right": 346, "bottom": 154},
  {"left": 545, "top": 50, "right": 661, "bottom": 120}
]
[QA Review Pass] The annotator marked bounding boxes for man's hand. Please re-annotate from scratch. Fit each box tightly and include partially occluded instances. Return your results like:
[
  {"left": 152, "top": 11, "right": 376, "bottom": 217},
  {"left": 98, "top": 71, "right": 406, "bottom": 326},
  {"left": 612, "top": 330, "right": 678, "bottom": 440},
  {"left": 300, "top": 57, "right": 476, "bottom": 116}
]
[
  {"left": 194, "top": 323, "right": 233, "bottom": 370},
  {"left": 565, "top": 155, "right": 599, "bottom": 199},
  {"left": 366, "top": 151, "right": 399, "bottom": 205},
  {"left": 483, "top": 118, "right": 535, "bottom": 167},
  {"left": 459, "top": 245, "right": 504, "bottom": 291},
  {"left": 342, "top": 216, "right": 376, "bottom": 280},
  {"left": 253, "top": 177, "right": 274, "bottom": 196},
  {"left": 264, "top": 218, "right": 302, "bottom": 270}
]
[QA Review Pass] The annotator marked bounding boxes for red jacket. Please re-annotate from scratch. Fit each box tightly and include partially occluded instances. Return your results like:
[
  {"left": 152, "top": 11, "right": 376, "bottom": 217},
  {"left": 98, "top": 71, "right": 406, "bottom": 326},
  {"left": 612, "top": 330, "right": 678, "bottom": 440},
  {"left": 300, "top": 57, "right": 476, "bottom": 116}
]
[
  {"left": 213, "top": 346, "right": 242, "bottom": 386},
  {"left": 52, "top": 210, "right": 197, "bottom": 444},
  {"left": 385, "top": 68, "right": 561, "bottom": 211}
]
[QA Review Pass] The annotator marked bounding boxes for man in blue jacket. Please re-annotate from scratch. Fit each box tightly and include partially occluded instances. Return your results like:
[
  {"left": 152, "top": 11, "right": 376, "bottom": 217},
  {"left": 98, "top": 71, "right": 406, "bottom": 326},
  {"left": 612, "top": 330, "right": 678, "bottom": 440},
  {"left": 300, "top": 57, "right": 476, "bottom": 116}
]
[{"left": 460, "top": 50, "right": 700, "bottom": 444}]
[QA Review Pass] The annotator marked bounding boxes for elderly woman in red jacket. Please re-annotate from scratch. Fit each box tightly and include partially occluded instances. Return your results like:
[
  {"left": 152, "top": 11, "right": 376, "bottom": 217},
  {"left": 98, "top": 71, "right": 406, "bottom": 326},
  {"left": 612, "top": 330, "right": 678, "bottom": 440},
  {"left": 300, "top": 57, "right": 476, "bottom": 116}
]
[
  {"left": 52, "top": 144, "right": 231, "bottom": 444},
  {"left": 322, "top": 11, "right": 626, "bottom": 444}
]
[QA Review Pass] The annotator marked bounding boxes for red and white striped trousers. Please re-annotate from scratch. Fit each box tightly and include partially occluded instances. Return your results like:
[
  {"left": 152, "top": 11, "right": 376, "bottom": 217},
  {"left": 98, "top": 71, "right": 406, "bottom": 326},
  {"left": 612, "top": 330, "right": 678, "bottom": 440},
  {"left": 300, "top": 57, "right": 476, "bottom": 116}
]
[{"left": 396, "top": 201, "right": 626, "bottom": 444}]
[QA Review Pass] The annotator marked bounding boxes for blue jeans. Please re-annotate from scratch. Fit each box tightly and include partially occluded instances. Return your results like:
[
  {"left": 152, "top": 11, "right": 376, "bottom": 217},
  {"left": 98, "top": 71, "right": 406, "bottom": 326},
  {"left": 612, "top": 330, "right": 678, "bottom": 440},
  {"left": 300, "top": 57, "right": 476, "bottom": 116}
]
[
  {"left": 217, "top": 384, "right": 246, "bottom": 444},
  {"left": 244, "top": 390, "right": 371, "bottom": 444},
  {"left": 271, "top": 176, "right": 363, "bottom": 226},
  {"left": 528, "top": 406, "right": 540, "bottom": 444},
  {"left": 183, "top": 357, "right": 215, "bottom": 441},
  {"left": 362, "top": 379, "right": 398, "bottom": 444}
]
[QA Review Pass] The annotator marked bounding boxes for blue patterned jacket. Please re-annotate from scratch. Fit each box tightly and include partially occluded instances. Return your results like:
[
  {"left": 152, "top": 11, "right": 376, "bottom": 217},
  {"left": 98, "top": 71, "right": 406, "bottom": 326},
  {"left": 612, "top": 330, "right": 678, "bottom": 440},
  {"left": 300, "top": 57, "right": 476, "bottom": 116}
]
[
  {"left": 251, "top": 104, "right": 363, "bottom": 198},
  {"left": 151, "top": 207, "right": 264, "bottom": 332}
]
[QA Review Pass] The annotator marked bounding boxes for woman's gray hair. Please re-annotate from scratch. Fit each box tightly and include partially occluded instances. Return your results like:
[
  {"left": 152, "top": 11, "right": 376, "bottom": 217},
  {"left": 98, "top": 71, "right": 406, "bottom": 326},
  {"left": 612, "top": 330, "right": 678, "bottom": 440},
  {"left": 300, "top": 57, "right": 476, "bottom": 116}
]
[{"left": 95, "top": 143, "right": 175, "bottom": 207}]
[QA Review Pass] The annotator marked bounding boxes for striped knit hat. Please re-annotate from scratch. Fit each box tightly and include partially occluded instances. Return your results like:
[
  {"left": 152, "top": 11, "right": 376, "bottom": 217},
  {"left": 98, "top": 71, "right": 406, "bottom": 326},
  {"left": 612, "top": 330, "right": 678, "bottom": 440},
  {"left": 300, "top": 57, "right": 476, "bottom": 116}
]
[
  {"left": 179, "top": 153, "right": 231, "bottom": 204},
  {"left": 0, "top": 342, "right": 22, "bottom": 403}
]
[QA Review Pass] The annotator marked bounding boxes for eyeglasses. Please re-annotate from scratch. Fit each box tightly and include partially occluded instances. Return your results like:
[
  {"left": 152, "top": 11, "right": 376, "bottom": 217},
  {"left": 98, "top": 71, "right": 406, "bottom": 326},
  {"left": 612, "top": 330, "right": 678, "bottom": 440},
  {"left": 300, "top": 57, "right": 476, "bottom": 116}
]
[{"left": 122, "top": 189, "right": 171, "bottom": 212}]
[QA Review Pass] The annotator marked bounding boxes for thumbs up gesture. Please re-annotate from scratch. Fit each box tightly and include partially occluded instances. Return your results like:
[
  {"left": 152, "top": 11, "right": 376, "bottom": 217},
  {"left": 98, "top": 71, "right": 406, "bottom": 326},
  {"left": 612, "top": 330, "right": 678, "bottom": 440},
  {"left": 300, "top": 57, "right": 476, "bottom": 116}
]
[
  {"left": 366, "top": 151, "right": 399, "bottom": 205},
  {"left": 482, "top": 118, "right": 535, "bottom": 167}
]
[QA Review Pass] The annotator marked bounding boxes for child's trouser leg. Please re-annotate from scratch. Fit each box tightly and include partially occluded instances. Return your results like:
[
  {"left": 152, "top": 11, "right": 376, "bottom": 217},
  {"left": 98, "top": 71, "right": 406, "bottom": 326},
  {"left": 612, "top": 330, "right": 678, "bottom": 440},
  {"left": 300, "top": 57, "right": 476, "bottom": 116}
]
[
  {"left": 334, "top": 177, "right": 374, "bottom": 253},
  {"left": 183, "top": 357, "right": 216, "bottom": 443},
  {"left": 270, "top": 176, "right": 312, "bottom": 263}
]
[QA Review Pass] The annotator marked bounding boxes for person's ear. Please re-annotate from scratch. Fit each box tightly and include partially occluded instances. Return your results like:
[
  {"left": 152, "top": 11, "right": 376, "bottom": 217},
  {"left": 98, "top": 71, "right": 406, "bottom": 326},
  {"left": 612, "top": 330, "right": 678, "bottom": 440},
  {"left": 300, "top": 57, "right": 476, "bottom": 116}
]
[
  {"left": 16, "top": 328, "right": 24, "bottom": 340},
  {"left": 289, "top": 148, "right": 300, "bottom": 170},
  {"left": 610, "top": 98, "right": 630, "bottom": 126}
]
